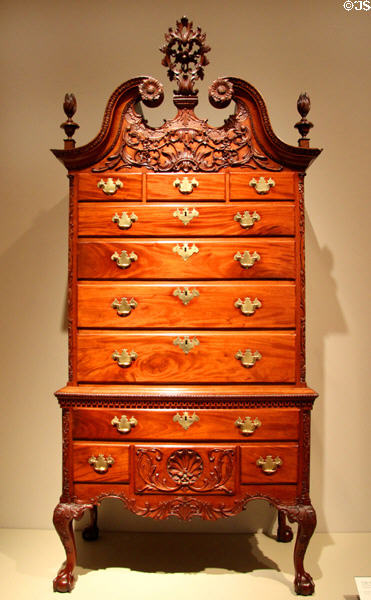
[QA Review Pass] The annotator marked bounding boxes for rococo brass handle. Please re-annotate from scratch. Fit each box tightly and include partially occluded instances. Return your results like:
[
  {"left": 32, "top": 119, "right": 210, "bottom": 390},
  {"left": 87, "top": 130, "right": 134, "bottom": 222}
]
[
  {"left": 112, "top": 349, "right": 137, "bottom": 367},
  {"left": 234, "top": 250, "right": 260, "bottom": 269},
  {"left": 234, "top": 211, "right": 261, "bottom": 229},
  {"left": 249, "top": 176, "right": 275, "bottom": 195},
  {"left": 173, "top": 412, "right": 200, "bottom": 430},
  {"left": 173, "top": 242, "right": 199, "bottom": 261},
  {"left": 173, "top": 335, "right": 200, "bottom": 354},
  {"left": 234, "top": 296, "right": 262, "bottom": 316},
  {"left": 173, "top": 207, "right": 199, "bottom": 225},
  {"left": 97, "top": 177, "right": 123, "bottom": 195},
  {"left": 173, "top": 177, "right": 199, "bottom": 194},
  {"left": 111, "top": 415, "right": 138, "bottom": 433},
  {"left": 235, "top": 349, "right": 262, "bottom": 368},
  {"left": 88, "top": 454, "right": 114, "bottom": 473},
  {"left": 235, "top": 416, "right": 261, "bottom": 435},
  {"left": 256, "top": 455, "right": 282, "bottom": 474},
  {"left": 111, "top": 250, "right": 138, "bottom": 269},
  {"left": 112, "top": 297, "right": 138, "bottom": 317},
  {"left": 112, "top": 211, "right": 138, "bottom": 230},
  {"left": 173, "top": 287, "right": 200, "bottom": 305}
]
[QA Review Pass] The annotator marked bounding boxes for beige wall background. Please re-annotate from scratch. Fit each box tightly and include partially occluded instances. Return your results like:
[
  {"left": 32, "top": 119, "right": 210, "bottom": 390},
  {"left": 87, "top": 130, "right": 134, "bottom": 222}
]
[{"left": 0, "top": 0, "right": 370, "bottom": 533}]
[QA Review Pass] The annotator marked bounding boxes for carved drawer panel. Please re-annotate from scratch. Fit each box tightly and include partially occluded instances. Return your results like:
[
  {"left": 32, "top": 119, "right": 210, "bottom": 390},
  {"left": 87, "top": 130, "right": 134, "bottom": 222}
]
[
  {"left": 134, "top": 445, "right": 237, "bottom": 495},
  {"left": 230, "top": 172, "right": 296, "bottom": 200},
  {"left": 78, "top": 202, "right": 295, "bottom": 237},
  {"left": 73, "top": 442, "right": 129, "bottom": 483},
  {"left": 77, "top": 173, "right": 142, "bottom": 200},
  {"left": 77, "top": 238, "right": 295, "bottom": 280},
  {"left": 240, "top": 443, "right": 298, "bottom": 484},
  {"left": 72, "top": 408, "right": 300, "bottom": 442},
  {"left": 77, "top": 281, "right": 296, "bottom": 328},
  {"left": 146, "top": 173, "right": 225, "bottom": 201},
  {"left": 76, "top": 330, "right": 296, "bottom": 384}
]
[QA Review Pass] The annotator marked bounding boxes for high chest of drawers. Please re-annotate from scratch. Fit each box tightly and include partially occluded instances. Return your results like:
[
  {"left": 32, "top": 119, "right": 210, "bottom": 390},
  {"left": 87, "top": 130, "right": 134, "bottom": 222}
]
[{"left": 51, "top": 17, "right": 321, "bottom": 596}]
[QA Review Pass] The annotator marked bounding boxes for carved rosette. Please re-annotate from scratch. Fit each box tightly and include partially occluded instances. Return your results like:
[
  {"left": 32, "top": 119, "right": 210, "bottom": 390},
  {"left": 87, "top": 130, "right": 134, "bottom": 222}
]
[
  {"left": 209, "top": 78, "right": 233, "bottom": 108},
  {"left": 139, "top": 78, "right": 164, "bottom": 108}
]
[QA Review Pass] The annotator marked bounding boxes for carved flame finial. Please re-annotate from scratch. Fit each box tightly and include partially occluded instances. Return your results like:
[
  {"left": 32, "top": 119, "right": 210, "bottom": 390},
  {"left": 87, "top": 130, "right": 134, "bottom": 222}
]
[
  {"left": 160, "top": 16, "right": 210, "bottom": 108},
  {"left": 60, "top": 93, "right": 79, "bottom": 149},
  {"left": 295, "top": 92, "right": 313, "bottom": 148}
]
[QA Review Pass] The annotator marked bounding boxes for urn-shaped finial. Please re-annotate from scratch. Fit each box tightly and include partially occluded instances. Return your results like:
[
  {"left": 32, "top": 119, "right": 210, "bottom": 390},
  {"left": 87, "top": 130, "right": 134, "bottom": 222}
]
[
  {"left": 294, "top": 92, "right": 313, "bottom": 147},
  {"left": 60, "top": 93, "right": 79, "bottom": 149}
]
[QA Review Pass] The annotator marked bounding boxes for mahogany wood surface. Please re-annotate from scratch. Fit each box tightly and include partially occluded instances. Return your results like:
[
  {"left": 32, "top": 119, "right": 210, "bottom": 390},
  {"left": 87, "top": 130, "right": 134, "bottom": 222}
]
[
  {"left": 73, "top": 441, "right": 129, "bottom": 482},
  {"left": 72, "top": 407, "right": 300, "bottom": 441},
  {"left": 78, "top": 173, "right": 142, "bottom": 201},
  {"left": 76, "top": 330, "right": 296, "bottom": 383},
  {"left": 78, "top": 202, "right": 296, "bottom": 237},
  {"left": 77, "top": 238, "right": 296, "bottom": 280},
  {"left": 230, "top": 172, "right": 296, "bottom": 200},
  {"left": 77, "top": 281, "right": 296, "bottom": 329},
  {"left": 240, "top": 443, "right": 298, "bottom": 483}
]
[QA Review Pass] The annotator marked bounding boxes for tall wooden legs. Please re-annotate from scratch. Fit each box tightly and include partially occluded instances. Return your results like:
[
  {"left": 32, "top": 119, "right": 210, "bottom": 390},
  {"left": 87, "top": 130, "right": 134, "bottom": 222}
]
[
  {"left": 285, "top": 504, "right": 317, "bottom": 596},
  {"left": 82, "top": 505, "right": 99, "bottom": 541},
  {"left": 53, "top": 502, "right": 92, "bottom": 592},
  {"left": 277, "top": 509, "right": 293, "bottom": 542}
]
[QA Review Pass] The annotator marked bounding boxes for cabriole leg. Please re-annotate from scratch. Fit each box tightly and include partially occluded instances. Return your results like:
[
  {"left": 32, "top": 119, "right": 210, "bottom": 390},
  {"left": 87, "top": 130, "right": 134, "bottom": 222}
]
[
  {"left": 82, "top": 505, "right": 99, "bottom": 541},
  {"left": 53, "top": 502, "right": 92, "bottom": 592},
  {"left": 277, "top": 509, "right": 293, "bottom": 542},
  {"left": 286, "top": 504, "right": 317, "bottom": 595}
]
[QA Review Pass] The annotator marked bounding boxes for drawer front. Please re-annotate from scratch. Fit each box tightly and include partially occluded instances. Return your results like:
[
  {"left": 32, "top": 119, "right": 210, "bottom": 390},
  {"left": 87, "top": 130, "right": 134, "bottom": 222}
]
[
  {"left": 77, "top": 281, "right": 296, "bottom": 328},
  {"left": 72, "top": 408, "right": 300, "bottom": 441},
  {"left": 240, "top": 443, "right": 298, "bottom": 483},
  {"left": 77, "top": 238, "right": 295, "bottom": 280},
  {"left": 78, "top": 202, "right": 295, "bottom": 237},
  {"left": 147, "top": 173, "right": 225, "bottom": 200},
  {"left": 73, "top": 441, "right": 129, "bottom": 482},
  {"left": 77, "top": 173, "right": 142, "bottom": 201},
  {"left": 230, "top": 172, "right": 295, "bottom": 200},
  {"left": 134, "top": 444, "right": 237, "bottom": 494},
  {"left": 76, "top": 331, "right": 296, "bottom": 383}
]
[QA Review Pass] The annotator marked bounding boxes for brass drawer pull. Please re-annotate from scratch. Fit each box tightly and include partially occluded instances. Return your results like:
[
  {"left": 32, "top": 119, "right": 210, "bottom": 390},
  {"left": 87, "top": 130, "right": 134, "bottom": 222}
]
[
  {"left": 235, "top": 416, "right": 261, "bottom": 435},
  {"left": 111, "top": 415, "right": 138, "bottom": 433},
  {"left": 173, "top": 336, "right": 199, "bottom": 354},
  {"left": 173, "top": 177, "right": 199, "bottom": 194},
  {"left": 234, "top": 210, "right": 261, "bottom": 229},
  {"left": 173, "top": 207, "right": 199, "bottom": 225},
  {"left": 234, "top": 296, "right": 262, "bottom": 316},
  {"left": 112, "top": 297, "right": 138, "bottom": 316},
  {"left": 173, "top": 242, "right": 199, "bottom": 261},
  {"left": 173, "top": 412, "right": 200, "bottom": 430},
  {"left": 112, "top": 211, "right": 138, "bottom": 230},
  {"left": 234, "top": 250, "right": 260, "bottom": 269},
  {"left": 97, "top": 177, "right": 123, "bottom": 195},
  {"left": 88, "top": 454, "right": 114, "bottom": 473},
  {"left": 256, "top": 455, "right": 282, "bottom": 474},
  {"left": 111, "top": 250, "right": 138, "bottom": 269},
  {"left": 173, "top": 287, "right": 200, "bottom": 305},
  {"left": 235, "top": 349, "right": 261, "bottom": 368},
  {"left": 249, "top": 176, "right": 275, "bottom": 195},
  {"left": 112, "top": 349, "right": 137, "bottom": 367}
]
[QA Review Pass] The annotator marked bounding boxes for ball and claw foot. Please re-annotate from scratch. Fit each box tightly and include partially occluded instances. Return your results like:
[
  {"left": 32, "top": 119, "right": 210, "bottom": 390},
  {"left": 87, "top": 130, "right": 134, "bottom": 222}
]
[
  {"left": 277, "top": 523, "right": 293, "bottom": 542},
  {"left": 82, "top": 524, "right": 99, "bottom": 541},
  {"left": 53, "top": 564, "right": 76, "bottom": 593},
  {"left": 294, "top": 572, "right": 315, "bottom": 596}
]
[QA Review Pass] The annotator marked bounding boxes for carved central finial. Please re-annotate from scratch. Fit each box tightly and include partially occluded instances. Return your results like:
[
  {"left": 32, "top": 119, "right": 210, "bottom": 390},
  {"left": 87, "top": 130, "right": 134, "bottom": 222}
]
[{"left": 160, "top": 16, "right": 210, "bottom": 105}]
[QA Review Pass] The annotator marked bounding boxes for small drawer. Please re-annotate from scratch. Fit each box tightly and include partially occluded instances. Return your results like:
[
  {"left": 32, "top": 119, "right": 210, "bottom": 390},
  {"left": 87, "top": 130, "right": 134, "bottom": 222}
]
[
  {"left": 73, "top": 441, "right": 129, "bottom": 483},
  {"left": 72, "top": 408, "right": 300, "bottom": 442},
  {"left": 241, "top": 443, "right": 298, "bottom": 483},
  {"left": 77, "top": 173, "right": 142, "bottom": 201},
  {"left": 78, "top": 202, "right": 295, "bottom": 237},
  {"left": 230, "top": 172, "right": 296, "bottom": 200},
  {"left": 147, "top": 173, "right": 225, "bottom": 201}
]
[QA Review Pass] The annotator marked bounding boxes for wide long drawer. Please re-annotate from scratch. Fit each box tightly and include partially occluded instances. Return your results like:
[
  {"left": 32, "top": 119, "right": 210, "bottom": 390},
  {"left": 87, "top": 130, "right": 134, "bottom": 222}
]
[
  {"left": 78, "top": 202, "right": 295, "bottom": 237},
  {"left": 77, "top": 238, "right": 295, "bottom": 279},
  {"left": 77, "top": 281, "right": 296, "bottom": 328},
  {"left": 72, "top": 407, "right": 300, "bottom": 441},
  {"left": 76, "top": 331, "right": 296, "bottom": 383}
]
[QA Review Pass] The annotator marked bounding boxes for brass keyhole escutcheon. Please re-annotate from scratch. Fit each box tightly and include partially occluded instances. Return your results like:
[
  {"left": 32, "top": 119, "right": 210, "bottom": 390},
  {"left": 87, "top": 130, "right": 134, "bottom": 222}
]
[
  {"left": 235, "top": 416, "right": 261, "bottom": 435},
  {"left": 173, "top": 412, "right": 200, "bottom": 430},
  {"left": 111, "top": 415, "right": 138, "bottom": 434},
  {"left": 111, "top": 250, "right": 138, "bottom": 269},
  {"left": 112, "top": 297, "right": 138, "bottom": 317},
  {"left": 173, "top": 177, "right": 199, "bottom": 194},
  {"left": 234, "top": 211, "right": 261, "bottom": 229},
  {"left": 112, "top": 349, "right": 137, "bottom": 367},
  {"left": 88, "top": 454, "right": 115, "bottom": 473},
  {"left": 249, "top": 176, "right": 275, "bottom": 195},
  {"left": 234, "top": 250, "right": 260, "bottom": 269},
  {"left": 256, "top": 455, "right": 282, "bottom": 474},
  {"left": 112, "top": 211, "right": 138, "bottom": 230},
  {"left": 234, "top": 297, "right": 262, "bottom": 316},
  {"left": 173, "top": 207, "right": 199, "bottom": 225},
  {"left": 97, "top": 178, "right": 123, "bottom": 195},
  {"left": 235, "top": 349, "right": 262, "bottom": 368},
  {"left": 173, "top": 242, "right": 199, "bottom": 261},
  {"left": 173, "top": 287, "right": 200, "bottom": 305},
  {"left": 173, "top": 336, "right": 200, "bottom": 354}
]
